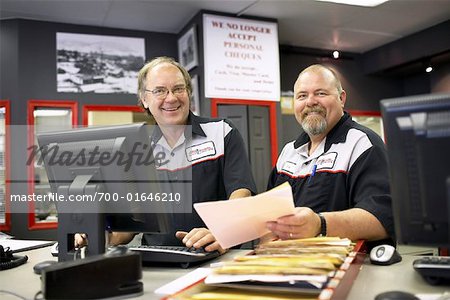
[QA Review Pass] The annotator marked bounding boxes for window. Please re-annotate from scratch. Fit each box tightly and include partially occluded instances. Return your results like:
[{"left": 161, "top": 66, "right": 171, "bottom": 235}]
[
  {"left": 82, "top": 105, "right": 151, "bottom": 126},
  {"left": 0, "top": 100, "right": 10, "bottom": 231},
  {"left": 27, "top": 100, "right": 78, "bottom": 229}
]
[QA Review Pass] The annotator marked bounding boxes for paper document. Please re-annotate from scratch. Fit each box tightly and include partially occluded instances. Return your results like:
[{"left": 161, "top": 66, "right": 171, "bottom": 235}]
[
  {"left": 194, "top": 182, "right": 295, "bottom": 249},
  {"left": 154, "top": 267, "right": 211, "bottom": 295},
  {"left": 0, "top": 239, "right": 55, "bottom": 253}
]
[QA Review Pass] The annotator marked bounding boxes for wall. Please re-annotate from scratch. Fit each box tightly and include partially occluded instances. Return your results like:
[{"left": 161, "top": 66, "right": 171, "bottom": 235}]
[
  {"left": 362, "top": 20, "right": 450, "bottom": 75},
  {"left": 278, "top": 49, "right": 404, "bottom": 145},
  {"left": 277, "top": 20, "right": 450, "bottom": 146},
  {"left": 1, "top": 19, "right": 177, "bottom": 239},
  {"left": 431, "top": 61, "right": 450, "bottom": 93}
]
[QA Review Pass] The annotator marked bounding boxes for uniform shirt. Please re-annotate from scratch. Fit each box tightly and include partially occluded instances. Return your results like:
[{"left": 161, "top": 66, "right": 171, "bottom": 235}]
[
  {"left": 143, "top": 112, "right": 256, "bottom": 245},
  {"left": 267, "top": 112, "right": 394, "bottom": 239}
]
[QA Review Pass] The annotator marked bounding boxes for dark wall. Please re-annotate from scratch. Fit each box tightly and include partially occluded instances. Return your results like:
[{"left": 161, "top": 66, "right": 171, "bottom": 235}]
[
  {"left": 278, "top": 20, "right": 450, "bottom": 146},
  {"left": 177, "top": 11, "right": 207, "bottom": 115},
  {"left": 0, "top": 21, "right": 19, "bottom": 101},
  {"left": 9, "top": 19, "right": 177, "bottom": 124},
  {"left": 279, "top": 49, "right": 405, "bottom": 144},
  {"left": 430, "top": 61, "right": 450, "bottom": 93},
  {"left": 1, "top": 19, "right": 177, "bottom": 239},
  {"left": 362, "top": 20, "right": 450, "bottom": 74}
]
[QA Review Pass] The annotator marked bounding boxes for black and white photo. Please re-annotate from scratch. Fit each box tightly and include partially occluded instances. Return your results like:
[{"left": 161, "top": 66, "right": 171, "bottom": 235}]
[
  {"left": 57, "top": 32, "right": 145, "bottom": 93},
  {"left": 190, "top": 75, "right": 200, "bottom": 116},
  {"left": 178, "top": 26, "right": 198, "bottom": 71}
]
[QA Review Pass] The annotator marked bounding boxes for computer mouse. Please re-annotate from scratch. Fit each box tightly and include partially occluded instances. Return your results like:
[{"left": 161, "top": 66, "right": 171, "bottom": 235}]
[
  {"left": 374, "top": 291, "right": 419, "bottom": 300},
  {"left": 33, "top": 260, "right": 57, "bottom": 275},
  {"left": 370, "top": 244, "right": 402, "bottom": 265}
]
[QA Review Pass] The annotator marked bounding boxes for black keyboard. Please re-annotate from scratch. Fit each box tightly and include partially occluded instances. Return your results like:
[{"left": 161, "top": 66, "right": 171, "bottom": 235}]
[
  {"left": 128, "top": 245, "right": 220, "bottom": 268},
  {"left": 413, "top": 256, "right": 450, "bottom": 285}
]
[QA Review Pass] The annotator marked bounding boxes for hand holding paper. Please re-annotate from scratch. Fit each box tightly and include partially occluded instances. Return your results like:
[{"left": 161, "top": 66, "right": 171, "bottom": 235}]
[{"left": 194, "top": 182, "right": 295, "bottom": 249}]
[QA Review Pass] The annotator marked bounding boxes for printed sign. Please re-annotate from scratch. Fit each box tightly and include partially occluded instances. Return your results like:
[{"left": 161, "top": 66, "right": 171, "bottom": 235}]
[{"left": 203, "top": 14, "right": 280, "bottom": 101}]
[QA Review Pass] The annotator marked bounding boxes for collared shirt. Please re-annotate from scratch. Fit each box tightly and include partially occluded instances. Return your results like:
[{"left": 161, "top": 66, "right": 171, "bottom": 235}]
[
  {"left": 143, "top": 112, "right": 256, "bottom": 245},
  {"left": 267, "top": 112, "right": 395, "bottom": 239}
]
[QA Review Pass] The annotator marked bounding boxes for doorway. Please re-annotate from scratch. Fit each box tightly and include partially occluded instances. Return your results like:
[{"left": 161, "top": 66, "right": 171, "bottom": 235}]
[{"left": 211, "top": 99, "right": 278, "bottom": 193}]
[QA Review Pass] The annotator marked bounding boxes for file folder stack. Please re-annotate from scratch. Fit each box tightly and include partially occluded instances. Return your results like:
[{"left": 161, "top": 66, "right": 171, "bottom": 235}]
[{"left": 169, "top": 237, "right": 360, "bottom": 300}]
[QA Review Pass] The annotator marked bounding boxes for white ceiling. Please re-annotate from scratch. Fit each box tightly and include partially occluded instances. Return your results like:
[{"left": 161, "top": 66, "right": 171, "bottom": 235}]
[{"left": 1, "top": 0, "right": 449, "bottom": 53}]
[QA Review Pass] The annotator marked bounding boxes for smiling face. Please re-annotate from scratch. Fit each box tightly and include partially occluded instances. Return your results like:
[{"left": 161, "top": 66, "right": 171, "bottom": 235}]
[
  {"left": 140, "top": 62, "right": 190, "bottom": 126},
  {"left": 293, "top": 65, "right": 346, "bottom": 138}
]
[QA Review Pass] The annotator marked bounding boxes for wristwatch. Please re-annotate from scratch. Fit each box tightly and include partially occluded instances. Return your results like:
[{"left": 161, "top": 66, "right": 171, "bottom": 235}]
[{"left": 317, "top": 213, "right": 327, "bottom": 237}]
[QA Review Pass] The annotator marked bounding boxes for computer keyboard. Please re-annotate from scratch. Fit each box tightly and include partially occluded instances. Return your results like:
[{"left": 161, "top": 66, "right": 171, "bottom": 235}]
[
  {"left": 128, "top": 245, "right": 221, "bottom": 268},
  {"left": 413, "top": 256, "right": 450, "bottom": 285}
]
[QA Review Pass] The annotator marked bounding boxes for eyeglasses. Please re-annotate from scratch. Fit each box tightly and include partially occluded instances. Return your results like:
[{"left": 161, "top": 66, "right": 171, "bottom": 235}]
[{"left": 145, "top": 86, "right": 187, "bottom": 99}]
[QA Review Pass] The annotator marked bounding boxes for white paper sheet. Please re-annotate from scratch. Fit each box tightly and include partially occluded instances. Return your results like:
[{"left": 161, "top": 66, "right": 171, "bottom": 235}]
[
  {"left": 154, "top": 267, "right": 211, "bottom": 295},
  {"left": 0, "top": 239, "right": 55, "bottom": 252},
  {"left": 194, "top": 182, "right": 295, "bottom": 249}
]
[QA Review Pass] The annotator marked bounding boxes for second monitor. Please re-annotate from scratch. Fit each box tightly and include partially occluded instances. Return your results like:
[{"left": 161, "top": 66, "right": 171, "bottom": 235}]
[{"left": 36, "top": 123, "right": 172, "bottom": 261}]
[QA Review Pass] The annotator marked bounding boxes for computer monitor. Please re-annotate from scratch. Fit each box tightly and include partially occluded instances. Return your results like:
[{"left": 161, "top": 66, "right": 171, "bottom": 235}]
[
  {"left": 36, "top": 123, "right": 170, "bottom": 261},
  {"left": 381, "top": 93, "right": 450, "bottom": 248}
]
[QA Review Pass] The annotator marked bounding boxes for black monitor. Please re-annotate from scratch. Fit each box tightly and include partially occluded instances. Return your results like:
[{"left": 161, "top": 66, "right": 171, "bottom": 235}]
[
  {"left": 381, "top": 93, "right": 450, "bottom": 248},
  {"left": 36, "top": 123, "right": 170, "bottom": 261}
]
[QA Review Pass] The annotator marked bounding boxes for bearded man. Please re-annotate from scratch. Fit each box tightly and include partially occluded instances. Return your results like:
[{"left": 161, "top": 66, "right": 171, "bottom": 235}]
[{"left": 265, "top": 64, "right": 394, "bottom": 247}]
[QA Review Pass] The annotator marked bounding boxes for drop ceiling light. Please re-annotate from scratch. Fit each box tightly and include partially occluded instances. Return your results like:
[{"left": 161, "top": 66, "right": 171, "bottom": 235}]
[{"left": 315, "top": 0, "right": 389, "bottom": 7}]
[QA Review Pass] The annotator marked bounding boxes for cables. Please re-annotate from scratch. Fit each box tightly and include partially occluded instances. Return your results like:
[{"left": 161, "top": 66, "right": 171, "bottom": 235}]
[
  {"left": 0, "top": 245, "right": 28, "bottom": 271},
  {"left": 0, "top": 290, "right": 29, "bottom": 300}
]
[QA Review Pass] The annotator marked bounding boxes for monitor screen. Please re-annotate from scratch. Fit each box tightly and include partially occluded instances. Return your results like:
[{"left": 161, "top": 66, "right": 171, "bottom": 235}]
[
  {"left": 36, "top": 123, "right": 171, "bottom": 261},
  {"left": 381, "top": 93, "right": 450, "bottom": 248}
]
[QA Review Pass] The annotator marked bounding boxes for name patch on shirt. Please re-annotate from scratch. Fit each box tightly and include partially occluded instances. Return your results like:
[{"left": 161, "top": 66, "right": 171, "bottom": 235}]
[
  {"left": 186, "top": 141, "right": 216, "bottom": 162},
  {"left": 316, "top": 152, "right": 337, "bottom": 170},
  {"left": 281, "top": 161, "right": 297, "bottom": 174}
]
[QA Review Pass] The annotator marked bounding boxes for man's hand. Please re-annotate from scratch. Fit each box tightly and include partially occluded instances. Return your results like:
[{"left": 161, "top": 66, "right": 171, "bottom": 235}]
[
  {"left": 266, "top": 207, "right": 321, "bottom": 240},
  {"left": 175, "top": 228, "right": 226, "bottom": 254},
  {"left": 74, "top": 233, "right": 88, "bottom": 248},
  {"left": 73, "top": 232, "right": 136, "bottom": 248},
  {"left": 258, "top": 232, "right": 278, "bottom": 244}
]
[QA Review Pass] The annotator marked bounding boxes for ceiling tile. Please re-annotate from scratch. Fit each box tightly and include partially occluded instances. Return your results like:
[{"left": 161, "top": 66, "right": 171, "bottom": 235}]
[{"left": 0, "top": 0, "right": 448, "bottom": 53}]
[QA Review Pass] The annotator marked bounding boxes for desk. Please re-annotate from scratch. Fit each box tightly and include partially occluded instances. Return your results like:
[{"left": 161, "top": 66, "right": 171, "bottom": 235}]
[
  {"left": 0, "top": 246, "right": 248, "bottom": 300},
  {"left": 0, "top": 247, "right": 448, "bottom": 300},
  {"left": 347, "top": 255, "right": 448, "bottom": 298}
]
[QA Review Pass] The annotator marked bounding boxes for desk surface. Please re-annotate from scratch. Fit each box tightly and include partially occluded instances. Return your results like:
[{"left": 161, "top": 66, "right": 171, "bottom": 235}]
[{"left": 0, "top": 246, "right": 448, "bottom": 300}]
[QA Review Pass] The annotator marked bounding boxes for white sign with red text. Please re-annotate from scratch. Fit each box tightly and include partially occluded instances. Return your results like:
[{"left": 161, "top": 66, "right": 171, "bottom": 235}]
[{"left": 203, "top": 14, "right": 280, "bottom": 101}]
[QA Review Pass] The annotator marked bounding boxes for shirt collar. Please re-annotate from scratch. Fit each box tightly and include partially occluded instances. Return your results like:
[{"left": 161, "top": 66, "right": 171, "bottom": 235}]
[
  {"left": 151, "top": 111, "right": 206, "bottom": 145},
  {"left": 189, "top": 112, "right": 207, "bottom": 137},
  {"left": 297, "top": 138, "right": 326, "bottom": 162},
  {"left": 293, "top": 111, "right": 352, "bottom": 152},
  {"left": 324, "top": 111, "right": 351, "bottom": 151}
]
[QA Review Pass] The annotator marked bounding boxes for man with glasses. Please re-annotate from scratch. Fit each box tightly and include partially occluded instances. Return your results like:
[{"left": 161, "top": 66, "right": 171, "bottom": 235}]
[
  {"left": 100, "top": 57, "right": 256, "bottom": 253},
  {"left": 265, "top": 64, "right": 394, "bottom": 247}
]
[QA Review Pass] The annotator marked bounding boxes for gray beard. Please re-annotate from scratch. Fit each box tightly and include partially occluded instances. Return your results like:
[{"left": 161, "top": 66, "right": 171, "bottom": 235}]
[{"left": 302, "top": 116, "right": 327, "bottom": 136}]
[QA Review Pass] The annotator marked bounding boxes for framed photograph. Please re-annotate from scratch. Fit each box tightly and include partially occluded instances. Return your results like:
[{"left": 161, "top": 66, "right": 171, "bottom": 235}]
[
  {"left": 190, "top": 75, "right": 200, "bottom": 116},
  {"left": 178, "top": 26, "right": 198, "bottom": 71},
  {"left": 56, "top": 32, "right": 145, "bottom": 94}
]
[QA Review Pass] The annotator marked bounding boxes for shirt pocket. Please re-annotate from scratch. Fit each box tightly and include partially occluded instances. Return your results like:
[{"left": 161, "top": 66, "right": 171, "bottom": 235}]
[{"left": 297, "top": 172, "right": 334, "bottom": 212}]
